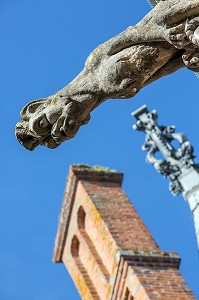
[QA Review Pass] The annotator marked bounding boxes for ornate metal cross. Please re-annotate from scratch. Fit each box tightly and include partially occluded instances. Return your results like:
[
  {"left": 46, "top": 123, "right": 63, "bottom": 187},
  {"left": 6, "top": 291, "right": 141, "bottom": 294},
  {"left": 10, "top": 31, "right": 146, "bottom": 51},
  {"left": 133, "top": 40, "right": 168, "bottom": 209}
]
[{"left": 132, "top": 105, "right": 199, "bottom": 249}]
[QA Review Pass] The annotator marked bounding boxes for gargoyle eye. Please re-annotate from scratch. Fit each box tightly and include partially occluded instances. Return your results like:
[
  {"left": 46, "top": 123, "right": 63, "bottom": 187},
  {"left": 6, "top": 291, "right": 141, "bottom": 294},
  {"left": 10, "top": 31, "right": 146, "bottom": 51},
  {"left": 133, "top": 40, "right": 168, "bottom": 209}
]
[{"left": 39, "top": 117, "right": 49, "bottom": 128}]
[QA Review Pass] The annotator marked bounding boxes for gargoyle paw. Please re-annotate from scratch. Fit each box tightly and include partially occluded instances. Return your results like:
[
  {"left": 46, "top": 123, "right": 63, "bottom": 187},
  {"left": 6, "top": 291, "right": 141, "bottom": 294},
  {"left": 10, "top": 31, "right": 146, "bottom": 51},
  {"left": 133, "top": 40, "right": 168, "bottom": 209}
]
[
  {"left": 15, "top": 95, "right": 92, "bottom": 150},
  {"left": 185, "top": 17, "right": 199, "bottom": 47}
]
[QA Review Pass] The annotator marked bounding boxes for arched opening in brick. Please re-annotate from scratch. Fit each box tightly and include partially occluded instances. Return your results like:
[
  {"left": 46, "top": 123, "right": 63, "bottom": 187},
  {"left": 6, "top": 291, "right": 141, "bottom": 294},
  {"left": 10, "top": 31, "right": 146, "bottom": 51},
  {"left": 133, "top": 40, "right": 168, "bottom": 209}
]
[
  {"left": 77, "top": 206, "right": 86, "bottom": 229},
  {"left": 77, "top": 205, "right": 110, "bottom": 281},
  {"left": 71, "top": 234, "right": 101, "bottom": 299},
  {"left": 124, "top": 288, "right": 134, "bottom": 300},
  {"left": 71, "top": 235, "right": 80, "bottom": 257}
]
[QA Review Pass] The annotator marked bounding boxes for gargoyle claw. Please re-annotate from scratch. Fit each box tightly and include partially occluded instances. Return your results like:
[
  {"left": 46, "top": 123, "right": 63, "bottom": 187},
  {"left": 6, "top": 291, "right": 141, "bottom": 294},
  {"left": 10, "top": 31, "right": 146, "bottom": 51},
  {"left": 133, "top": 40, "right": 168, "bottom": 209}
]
[
  {"left": 167, "top": 24, "right": 190, "bottom": 49},
  {"left": 182, "top": 50, "right": 199, "bottom": 71}
]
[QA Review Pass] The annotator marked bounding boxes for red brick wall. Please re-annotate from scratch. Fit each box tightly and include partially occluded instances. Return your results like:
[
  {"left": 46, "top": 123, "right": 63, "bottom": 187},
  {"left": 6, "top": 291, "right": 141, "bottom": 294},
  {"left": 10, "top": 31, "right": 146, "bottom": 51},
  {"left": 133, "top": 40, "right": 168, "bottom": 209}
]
[
  {"left": 112, "top": 255, "right": 195, "bottom": 300},
  {"left": 80, "top": 179, "right": 159, "bottom": 251},
  {"left": 53, "top": 166, "right": 195, "bottom": 300}
]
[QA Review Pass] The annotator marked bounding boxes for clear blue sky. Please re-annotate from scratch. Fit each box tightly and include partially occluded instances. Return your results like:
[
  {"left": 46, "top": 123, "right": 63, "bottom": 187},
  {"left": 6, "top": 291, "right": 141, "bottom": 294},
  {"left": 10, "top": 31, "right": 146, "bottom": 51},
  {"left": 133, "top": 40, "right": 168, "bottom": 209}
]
[{"left": 1, "top": 0, "right": 199, "bottom": 299}]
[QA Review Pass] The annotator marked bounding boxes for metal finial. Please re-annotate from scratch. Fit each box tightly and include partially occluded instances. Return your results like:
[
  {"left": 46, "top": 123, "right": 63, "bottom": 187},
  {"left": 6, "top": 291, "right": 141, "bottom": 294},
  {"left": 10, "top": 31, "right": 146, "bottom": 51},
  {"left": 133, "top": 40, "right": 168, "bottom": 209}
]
[{"left": 132, "top": 105, "right": 199, "bottom": 249}]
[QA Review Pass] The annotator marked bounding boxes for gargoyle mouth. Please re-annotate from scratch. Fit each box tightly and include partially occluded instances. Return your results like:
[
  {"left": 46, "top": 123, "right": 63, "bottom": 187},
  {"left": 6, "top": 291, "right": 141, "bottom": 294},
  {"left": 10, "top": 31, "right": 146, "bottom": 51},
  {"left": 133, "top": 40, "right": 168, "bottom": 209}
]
[{"left": 15, "top": 120, "right": 40, "bottom": 151}]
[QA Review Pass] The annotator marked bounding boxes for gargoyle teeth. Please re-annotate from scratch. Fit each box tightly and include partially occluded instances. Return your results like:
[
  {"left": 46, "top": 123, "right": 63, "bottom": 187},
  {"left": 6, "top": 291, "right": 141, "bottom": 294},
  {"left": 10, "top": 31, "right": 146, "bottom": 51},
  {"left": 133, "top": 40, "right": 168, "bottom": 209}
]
[
  {"left": 53, "top": 137, "right": 62, "bottom": 145},
  {"left": 42, "top": 136, "right": 61, "bottom": 149}
]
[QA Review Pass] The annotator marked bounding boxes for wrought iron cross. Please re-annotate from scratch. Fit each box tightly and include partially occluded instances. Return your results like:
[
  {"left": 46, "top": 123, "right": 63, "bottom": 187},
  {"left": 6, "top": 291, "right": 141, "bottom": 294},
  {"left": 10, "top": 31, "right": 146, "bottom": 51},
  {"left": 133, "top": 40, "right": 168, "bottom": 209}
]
[{"left": 132, "top": 105, "right": 199, "bottom": 249}]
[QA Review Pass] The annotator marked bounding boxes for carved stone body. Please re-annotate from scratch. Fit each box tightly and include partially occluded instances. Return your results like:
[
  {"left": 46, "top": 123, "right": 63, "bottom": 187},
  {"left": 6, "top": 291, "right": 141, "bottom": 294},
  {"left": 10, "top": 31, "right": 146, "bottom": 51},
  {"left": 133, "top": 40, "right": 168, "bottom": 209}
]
[{"left": 16, "top": 0, "right": 199, "bottom": 150}]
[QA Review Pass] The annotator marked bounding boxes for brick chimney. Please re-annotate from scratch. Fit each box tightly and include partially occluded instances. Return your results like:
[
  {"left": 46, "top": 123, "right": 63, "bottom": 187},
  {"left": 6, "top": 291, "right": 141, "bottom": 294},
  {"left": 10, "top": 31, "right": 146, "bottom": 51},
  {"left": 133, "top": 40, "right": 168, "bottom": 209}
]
[{"left": 53, "top": 165, "right": 195, "bottom": 300}]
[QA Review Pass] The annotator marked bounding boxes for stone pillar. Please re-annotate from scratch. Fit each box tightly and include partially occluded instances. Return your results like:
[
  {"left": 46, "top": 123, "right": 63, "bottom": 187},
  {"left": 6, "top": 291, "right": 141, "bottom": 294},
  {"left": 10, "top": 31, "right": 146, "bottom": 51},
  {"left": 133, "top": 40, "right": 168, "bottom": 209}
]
[
  {"left": 179, "top": 168, "right": 199, "bottom": 250},
  {"left": 53, "top": 165, "right": 195, "bottom": 300}
]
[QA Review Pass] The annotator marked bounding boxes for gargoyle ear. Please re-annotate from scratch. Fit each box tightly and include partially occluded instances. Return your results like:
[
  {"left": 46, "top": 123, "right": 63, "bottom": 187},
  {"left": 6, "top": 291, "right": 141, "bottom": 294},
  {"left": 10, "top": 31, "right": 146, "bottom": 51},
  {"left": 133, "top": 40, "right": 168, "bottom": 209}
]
[{"left": 20, "top": 98, "right": 47, "bottom": 119}]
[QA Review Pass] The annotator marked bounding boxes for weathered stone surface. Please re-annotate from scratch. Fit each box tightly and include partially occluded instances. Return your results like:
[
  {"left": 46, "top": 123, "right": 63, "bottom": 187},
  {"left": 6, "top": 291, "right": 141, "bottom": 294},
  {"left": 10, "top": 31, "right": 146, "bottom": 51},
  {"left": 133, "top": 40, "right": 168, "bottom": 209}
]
[{"left": 16, "top": 0, "right": 199, "bottom": 150}]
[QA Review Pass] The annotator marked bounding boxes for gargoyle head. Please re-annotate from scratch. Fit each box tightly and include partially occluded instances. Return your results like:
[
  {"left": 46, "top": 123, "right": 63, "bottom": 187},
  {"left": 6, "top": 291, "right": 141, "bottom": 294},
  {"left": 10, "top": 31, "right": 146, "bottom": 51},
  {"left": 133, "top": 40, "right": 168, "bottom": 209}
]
[{"left": 15, "top": 95, "right": 91, "bottom": 150}]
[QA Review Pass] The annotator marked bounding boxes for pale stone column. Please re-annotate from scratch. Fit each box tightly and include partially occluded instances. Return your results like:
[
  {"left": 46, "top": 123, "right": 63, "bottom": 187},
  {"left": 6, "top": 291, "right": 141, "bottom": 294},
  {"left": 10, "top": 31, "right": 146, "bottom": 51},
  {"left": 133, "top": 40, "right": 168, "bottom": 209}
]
[{"left": 180, "top": 168, "right": 199, "bottom": 249}]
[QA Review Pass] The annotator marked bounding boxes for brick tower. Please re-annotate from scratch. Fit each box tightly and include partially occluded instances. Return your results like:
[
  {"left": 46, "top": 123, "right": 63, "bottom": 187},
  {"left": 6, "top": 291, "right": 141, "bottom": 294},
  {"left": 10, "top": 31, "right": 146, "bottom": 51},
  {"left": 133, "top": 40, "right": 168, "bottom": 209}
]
[{"left": 53, "top": 165, "right": 195, "bottom": 300}]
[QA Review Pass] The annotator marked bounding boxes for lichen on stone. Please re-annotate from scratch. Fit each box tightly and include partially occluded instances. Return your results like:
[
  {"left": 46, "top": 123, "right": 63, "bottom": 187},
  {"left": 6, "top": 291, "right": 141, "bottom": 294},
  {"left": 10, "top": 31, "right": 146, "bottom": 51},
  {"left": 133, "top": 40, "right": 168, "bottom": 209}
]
[{"left": 75, "top": 164, "right": 116, "bottom": 172}]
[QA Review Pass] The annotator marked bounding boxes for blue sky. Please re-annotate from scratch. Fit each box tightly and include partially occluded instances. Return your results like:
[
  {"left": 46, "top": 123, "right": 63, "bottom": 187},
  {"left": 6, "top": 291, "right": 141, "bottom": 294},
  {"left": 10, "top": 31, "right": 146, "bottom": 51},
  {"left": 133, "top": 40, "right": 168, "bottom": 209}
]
[{"left": 1, "top": 0, "right": 199, "bottom": 299}]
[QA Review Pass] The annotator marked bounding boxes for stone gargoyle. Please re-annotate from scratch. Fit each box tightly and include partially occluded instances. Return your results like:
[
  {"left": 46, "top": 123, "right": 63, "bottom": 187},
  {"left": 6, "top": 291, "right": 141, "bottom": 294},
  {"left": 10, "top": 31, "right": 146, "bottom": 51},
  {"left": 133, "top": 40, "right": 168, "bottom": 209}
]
[{"left": 16, "top": 0, "right": 199, "bottom": 150}]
